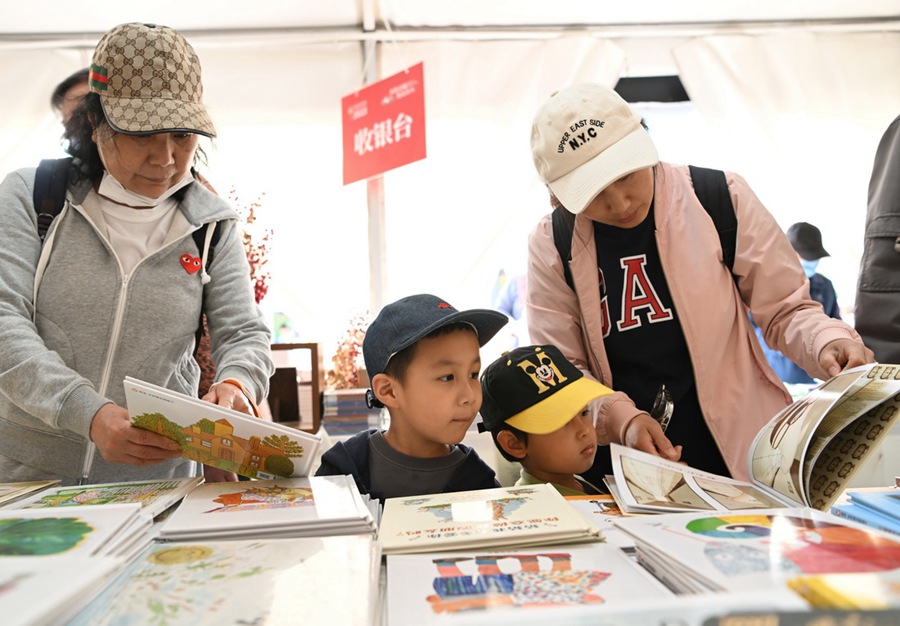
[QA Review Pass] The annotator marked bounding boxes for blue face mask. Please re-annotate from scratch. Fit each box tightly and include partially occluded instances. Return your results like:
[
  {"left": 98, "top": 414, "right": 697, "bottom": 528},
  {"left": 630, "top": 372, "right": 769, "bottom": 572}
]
[{"left": 800, "top": 258, "right": 819, "bottom": 278}]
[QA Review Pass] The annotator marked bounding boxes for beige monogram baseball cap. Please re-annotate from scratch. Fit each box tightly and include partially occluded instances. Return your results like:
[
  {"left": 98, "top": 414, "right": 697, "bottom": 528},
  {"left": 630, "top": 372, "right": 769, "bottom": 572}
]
[
  {"left": 531, "top": 83, "right": 658, "bottom": 214},
  {"left": 89, "top": 23, "right": 215, "bottom": 137}
]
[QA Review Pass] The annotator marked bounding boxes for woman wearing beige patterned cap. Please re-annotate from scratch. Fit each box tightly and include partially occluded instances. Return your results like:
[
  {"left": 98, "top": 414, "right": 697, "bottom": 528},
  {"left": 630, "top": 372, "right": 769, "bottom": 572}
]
[{"left": 0, "top": 23, "right": 273, "bottom": 485}]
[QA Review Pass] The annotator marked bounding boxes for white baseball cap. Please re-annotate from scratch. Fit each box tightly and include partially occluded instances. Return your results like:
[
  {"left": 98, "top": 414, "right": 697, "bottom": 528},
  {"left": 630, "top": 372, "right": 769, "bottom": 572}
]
[{"left": 531, "top": 83, "right": 658, "bottom": 214}]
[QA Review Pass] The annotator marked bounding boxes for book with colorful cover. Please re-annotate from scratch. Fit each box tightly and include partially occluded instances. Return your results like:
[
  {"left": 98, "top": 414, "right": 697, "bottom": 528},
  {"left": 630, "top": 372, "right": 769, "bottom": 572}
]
[
  {"left": 612, "top": 507, "right": 900, "bottom": 595},
  {"left": 124, "top": 376, "right": 322, "bottom": 479},
  {"left": 385, "top": 543, "right": 672, "bottom": 625},
  {"left": 0, "top": 480, "right": 59, "bottom": 508},
  {"left": 69, "top": 534, "right": 381, "bottom": 626},
  {"left": 157, "top": 475, "right": 376, "bottom": 540},
  {"left": 0, "top": 503, "right": 144, "bottom": 558},
  {"left": 8, "top": 477, "right": 202, "bottom": 519},
  {"left": 611, "top": 363, "right": 900, "bottom": 514},
  {"left": 379, "top": 483, "right": 603, "bottom": 555}
]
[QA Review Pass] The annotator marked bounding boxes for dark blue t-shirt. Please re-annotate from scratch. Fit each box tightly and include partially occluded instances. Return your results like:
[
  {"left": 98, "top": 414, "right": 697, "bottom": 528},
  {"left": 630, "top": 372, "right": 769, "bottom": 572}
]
[{"left": 584, "top": 205, "right": 729, "bottom": 482}]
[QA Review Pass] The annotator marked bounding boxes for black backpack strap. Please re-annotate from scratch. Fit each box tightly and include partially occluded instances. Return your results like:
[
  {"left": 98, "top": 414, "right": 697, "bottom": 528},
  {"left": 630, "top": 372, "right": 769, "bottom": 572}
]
[
  {"left": 688, "top": 164, "right": 737, "bottom": 274},
  {"left": 33, "top": 158, "right": 73, "bottom": 241},
  {"left": 551, "top": 207, "right": 576, "bottom": 291}
]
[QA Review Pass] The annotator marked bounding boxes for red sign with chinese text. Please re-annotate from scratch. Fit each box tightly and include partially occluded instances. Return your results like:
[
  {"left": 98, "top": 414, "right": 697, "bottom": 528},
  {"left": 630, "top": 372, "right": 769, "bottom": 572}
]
[{"left": 342, "top": 62, "right": 426, "bottom": 185}]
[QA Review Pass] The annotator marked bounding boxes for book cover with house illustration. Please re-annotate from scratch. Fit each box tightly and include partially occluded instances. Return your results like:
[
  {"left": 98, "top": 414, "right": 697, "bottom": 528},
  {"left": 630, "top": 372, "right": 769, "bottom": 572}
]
[{"left": 124, "top": 377, "right": 321, "bottom": 479}]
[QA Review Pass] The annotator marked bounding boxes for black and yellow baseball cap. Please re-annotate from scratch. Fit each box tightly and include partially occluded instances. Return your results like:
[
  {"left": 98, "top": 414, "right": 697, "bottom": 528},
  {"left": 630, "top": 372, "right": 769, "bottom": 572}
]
[{"left": 479, "top": 345, "right": 613, "bottom": 435}]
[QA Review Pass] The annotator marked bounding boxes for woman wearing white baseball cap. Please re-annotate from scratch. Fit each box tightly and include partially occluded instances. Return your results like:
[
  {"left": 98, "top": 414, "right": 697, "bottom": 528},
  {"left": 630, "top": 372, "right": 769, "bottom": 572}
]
[
  {"left": 525, "top": 83, "right": 872, "bottom": 483},
  {"left": 0, "top": 23, "right": 273, "bottom": 486}
]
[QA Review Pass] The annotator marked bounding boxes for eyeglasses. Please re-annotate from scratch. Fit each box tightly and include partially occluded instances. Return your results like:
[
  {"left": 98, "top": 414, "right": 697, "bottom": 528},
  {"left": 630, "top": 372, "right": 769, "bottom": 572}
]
[{"left": 650, "top": 384, "right": 674, "bottom": 433}]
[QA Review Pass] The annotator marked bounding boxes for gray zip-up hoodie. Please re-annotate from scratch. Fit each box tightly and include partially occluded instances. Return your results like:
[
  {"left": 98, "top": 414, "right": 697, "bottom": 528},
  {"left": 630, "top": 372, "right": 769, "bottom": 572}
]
[{"left": 0, "top": 165, "right": 273, "bottom": 485}]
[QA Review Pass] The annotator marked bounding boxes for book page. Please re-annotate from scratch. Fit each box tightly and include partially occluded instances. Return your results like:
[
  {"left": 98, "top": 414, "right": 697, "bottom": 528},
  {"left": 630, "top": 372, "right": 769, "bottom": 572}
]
[
  {"left": 748, "top": 366, "right": 871, "bottom": 505},
  {"left": 610, "top": 444, "right": 794, "bottom": 514},
  {"left": 802, "top": 368, "right": 900, "bottom": 499},
  {"left": 805, "top": 392, "right": 900, "bottom": 510}
]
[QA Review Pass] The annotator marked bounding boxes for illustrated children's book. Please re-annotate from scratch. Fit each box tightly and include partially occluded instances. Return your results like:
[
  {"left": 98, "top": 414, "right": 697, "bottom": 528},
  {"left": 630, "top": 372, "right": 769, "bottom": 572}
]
[
  {"left": 69, "top": 534, "right": 382, "bottom": 626},
  {"left": 564, "top": 494, "right": 635, "bottom": 550},
  {"left": 124, "top": 376, "right": 322, "bottom": 479},
  {"left": 610, "top": 363, "right": 900, "bottom": 514},
  {"left": 0, "top": 555, "right": 126, "bottom": 626},
  {"left": 386, "top": 542, "right": 671, "bottom": 625},
  {"left": 0, "top": 481, "right": 59, "bottom": 508},
  {"left": 379, "top": 483, "right": 603, "bottom": 556},
  {"left": 9, "top": 477, "right": 203, "bottom": 519},
  {"left": 613, "top": 507, "right": 900, "bottom": 595},
  {"left": 157, "top": 475, "right": 376, "bottom": 541},
  {"left": 0, "top": 503, "right": 143, "bottom": 559}
]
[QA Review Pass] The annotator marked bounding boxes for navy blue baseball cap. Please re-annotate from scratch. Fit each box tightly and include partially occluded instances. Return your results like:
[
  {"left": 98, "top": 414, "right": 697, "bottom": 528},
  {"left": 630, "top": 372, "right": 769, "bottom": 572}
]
[{"left": 363, "top": 294, "right": 508, "bottom": 406}]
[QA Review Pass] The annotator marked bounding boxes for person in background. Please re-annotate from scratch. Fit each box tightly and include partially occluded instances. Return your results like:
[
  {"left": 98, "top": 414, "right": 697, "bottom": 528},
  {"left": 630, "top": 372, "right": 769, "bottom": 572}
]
[
  {"left": 525, "top": 83, "right": 873, "bottom": 484},
  {"left": 855, "top": 113, "right": 900, "bottom": 364},
  {"left": 754, "top": 222, "right": 842, "bottom": 384},
  {"left": 493, "top": 272, "right": 529, "bottom": 349},
  {"left": 315, "top": 294, "right": 507, "bottom": 503},
  {"left": 479, "top": 344, "right": 614, "bottom": 496},
  {"left": 0, "top": 23, "right": 273, "bottom": 486},
  {"left": 50, "top": 68, "right": 90, "bottom": 124}
]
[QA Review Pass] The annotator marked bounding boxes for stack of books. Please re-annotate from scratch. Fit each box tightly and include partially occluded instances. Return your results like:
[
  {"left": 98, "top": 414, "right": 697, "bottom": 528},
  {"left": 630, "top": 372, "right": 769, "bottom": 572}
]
[
  {"left": 69, "top": 534, "right": 382, "bottom": 626},
  {"left": 0, "top": 480, "right": 59, "bottom": 508},
  {"left": 321, "top": 387, "right": 381, "bottom": 436},
  {"left": 156, "top": 475, "right": 377, "bottom": 541},
  {"left": 379, "top": 483, "right": 603, "bottom": 555},
  {"left": 613, "top": 507, "right": 900, "bottom": 596},
  {"left": 830, "top": 487, "right": 900, "bottom": 535}
]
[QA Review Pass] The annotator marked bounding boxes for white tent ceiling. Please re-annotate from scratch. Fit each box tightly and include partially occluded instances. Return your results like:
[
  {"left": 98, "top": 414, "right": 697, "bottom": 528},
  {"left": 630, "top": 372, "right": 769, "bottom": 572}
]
[{"left": 3, "top": 1, "right": 900, "bottom": 357}]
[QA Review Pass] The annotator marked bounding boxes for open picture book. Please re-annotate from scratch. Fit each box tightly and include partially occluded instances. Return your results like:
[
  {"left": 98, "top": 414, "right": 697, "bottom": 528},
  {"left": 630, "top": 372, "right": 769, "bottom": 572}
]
[
  {"left": 608, "top": 363, "right": 900, "bottom": 514},
  {"left": 124, "top": 376, "right": 321, "bottom": 479}
]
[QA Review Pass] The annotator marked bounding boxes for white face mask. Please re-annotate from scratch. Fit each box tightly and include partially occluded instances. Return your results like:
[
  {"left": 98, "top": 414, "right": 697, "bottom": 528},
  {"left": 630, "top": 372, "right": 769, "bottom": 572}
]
[
  {"left": 97, "top": 170, "right": 195, "bottom": 208},
  {"left": 96, "top": 140, "right": 195, "bottom": 208}
]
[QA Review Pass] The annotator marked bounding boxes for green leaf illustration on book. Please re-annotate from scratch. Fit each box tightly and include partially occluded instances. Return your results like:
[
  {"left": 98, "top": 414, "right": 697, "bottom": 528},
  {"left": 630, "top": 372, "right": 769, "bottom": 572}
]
[{"left": 0, "top": 517, "right": 93, "bottom": 555}]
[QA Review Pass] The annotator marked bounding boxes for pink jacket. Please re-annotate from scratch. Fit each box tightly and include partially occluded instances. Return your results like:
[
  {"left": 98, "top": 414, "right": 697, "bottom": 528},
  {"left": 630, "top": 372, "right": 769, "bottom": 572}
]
[{"left": 526, "top": 162, "right": 864, "bottom": 480}]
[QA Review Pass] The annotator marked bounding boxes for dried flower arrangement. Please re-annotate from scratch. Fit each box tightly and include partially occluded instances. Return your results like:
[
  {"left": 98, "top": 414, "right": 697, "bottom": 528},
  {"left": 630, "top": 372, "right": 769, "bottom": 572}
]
[{"left": 326, "top": 312, "right": 368, "bottom": 389}]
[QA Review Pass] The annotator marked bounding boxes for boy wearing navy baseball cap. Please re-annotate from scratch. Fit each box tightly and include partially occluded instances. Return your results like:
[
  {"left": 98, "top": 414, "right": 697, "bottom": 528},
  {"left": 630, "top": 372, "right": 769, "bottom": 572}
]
[
  {"left": 479, "top": 344, "right": 614, "bottom": 496},
  {"left": 316, "top": 294, "right": 508, "bottom": 502}
]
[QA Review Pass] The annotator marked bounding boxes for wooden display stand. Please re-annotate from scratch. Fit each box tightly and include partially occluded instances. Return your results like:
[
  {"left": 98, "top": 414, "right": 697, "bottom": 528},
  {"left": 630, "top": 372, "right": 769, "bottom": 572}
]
[{"left": 267, "top": 343, "right": 323, "bottom": 434}]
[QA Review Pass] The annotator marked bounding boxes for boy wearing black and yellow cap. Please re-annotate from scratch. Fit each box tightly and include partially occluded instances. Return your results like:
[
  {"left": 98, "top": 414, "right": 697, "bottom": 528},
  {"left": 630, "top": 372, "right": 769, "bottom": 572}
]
[{"left": 479, "top": 345, "right": 614, "bottom": 496}]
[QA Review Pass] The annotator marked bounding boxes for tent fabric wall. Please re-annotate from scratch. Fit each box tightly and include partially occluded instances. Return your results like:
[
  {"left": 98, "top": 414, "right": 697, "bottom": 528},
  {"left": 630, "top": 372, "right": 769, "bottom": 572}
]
[
  {"left": 674, "top": 31, "right": 900, "bottom": 309},
  {"left": 1, "top": 23, "right": 898, "bottom": 358}
]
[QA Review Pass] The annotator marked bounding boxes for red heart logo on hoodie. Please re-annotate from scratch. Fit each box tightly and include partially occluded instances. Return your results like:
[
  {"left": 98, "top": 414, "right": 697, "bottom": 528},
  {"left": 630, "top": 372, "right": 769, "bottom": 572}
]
[{"left": 181, "top": 254, "right": 202, "bottom": 274}]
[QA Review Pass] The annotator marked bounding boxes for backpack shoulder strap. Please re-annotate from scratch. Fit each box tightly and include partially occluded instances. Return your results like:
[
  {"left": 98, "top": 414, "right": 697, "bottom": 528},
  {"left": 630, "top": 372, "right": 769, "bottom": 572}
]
[
  {"left": 688, "top": 164, "right": 737, "bottom": 274},
  {"left": 551, "top": 207, "right": 576, "bottom": 291},
  {"left": 33, "top": 157, "right": 73, "bottom": 241}
]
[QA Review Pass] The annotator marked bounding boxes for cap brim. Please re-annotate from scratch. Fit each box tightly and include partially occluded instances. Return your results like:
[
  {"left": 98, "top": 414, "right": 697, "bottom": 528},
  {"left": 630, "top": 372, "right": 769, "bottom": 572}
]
[
  {"left": 393, "top": 308, "right": 509, "bottom": 356},
  {"left": 101, "top": 97, "right": 216, "bottom": 137},
  {"left": 505, "top": 377, "right": 613, "bottom": 435},
  {"left": 549, "top": 126, "right": 658, "bottom": 215}
]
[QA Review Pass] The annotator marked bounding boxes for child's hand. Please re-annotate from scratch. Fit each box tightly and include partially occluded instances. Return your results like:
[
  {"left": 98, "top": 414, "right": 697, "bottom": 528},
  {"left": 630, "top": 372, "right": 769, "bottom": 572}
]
[{"left": 623, "top": 414, "right": 682, "bottom": 462}]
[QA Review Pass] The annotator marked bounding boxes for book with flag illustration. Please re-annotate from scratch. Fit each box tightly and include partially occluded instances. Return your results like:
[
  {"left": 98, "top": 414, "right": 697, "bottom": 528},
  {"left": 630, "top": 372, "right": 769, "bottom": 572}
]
[
  {"left": 386, "top": 543, "right": 672, "bottom": 625},
  {"left": 124, "top": 376, "right": 321, "bottom": 479},
  {"left": 613, "top": 507, "right": 900, "bottom": 596},
  {"left": 9, "top": 477, "right": 202, "bottom": 519},
  {"left": 379, "top": 483, "right": 603, "bottom": 555},
  {"left": 611, "top": 363, "right": 900, "bottom": 514}
]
